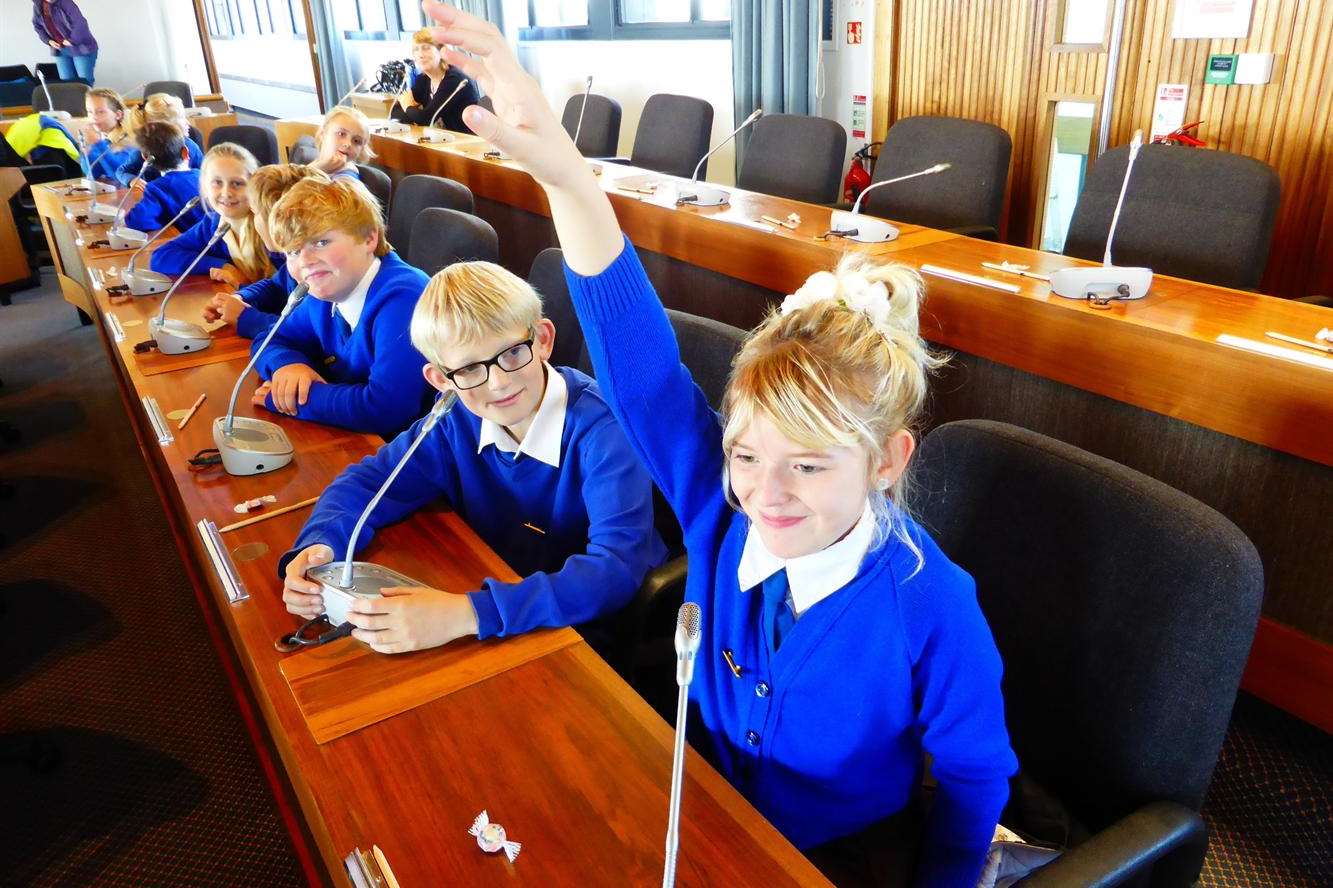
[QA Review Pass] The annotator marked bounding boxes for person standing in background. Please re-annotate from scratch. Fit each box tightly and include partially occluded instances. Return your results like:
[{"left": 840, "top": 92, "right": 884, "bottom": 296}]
[{"left": 31, "top": 0, "right": 98, "bottom": 84}]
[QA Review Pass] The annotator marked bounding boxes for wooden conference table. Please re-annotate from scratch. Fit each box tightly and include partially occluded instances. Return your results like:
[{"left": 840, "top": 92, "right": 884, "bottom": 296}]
[
  {"left": 274, "top": 118, "right": 1333, "bottom": 733},
  {"left": 32, "top": 179, "right": 830, "bottom": 885}
]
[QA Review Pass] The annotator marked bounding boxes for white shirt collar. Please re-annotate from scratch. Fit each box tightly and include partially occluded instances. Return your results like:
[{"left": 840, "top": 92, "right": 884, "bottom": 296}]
[
  {"left": 331, "top": 257, "right": 380, "bottom": 331},
  {"left": 736, "top": 503, "right": 877, "bottom": 617},
  {"left": 476, "top": 363, "right": 567, "bottom": 468}
]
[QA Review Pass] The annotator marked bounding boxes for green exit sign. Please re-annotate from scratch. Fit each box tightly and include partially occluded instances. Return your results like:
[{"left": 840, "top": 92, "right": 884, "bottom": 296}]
[{"left": 1206, "top": 54, "right": 1238, "bottom": 85}]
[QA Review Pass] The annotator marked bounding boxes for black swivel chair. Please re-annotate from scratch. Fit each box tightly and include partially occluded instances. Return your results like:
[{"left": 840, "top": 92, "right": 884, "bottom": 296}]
[
  {"left": 143, "top": 80, "right": 194, "bottom": 108},
  {"left": 31, "top": 82, "right": 88, "bottom": 116},
  {"left": 862, "top": 115, "right": 1012, "bottom": 240},
  {"left": 623, "top": 94, "right": 714, "bottom": 179},
  {"left": 1063, "top": 144, "right": 1280, "bottom": 290},
  {"left": 207, "top": 125, "right": 280, "bottom": 166},
  {"left": 527, "top": 248, "right": 585, "bottom": 370},
  {"left": 354, "top": 164, "right": 393, "bottom": 218},
  {"left": 406, "top": 207, "right": 498, "bottom": 276},
  {"left": 288, "top": 136, "right": 317, "bottom": 164},
  {"left": 0, "top": 66, "right": 35, "bottom": 107},
  {"left": 913, "top": 419, "right": 1263, "bottom": 887},
  {"left": 737, "top": 113, "right": 847, "bottom": 204},
  {"left": 560, "top": 93, "right": 622, "bottom": 158},
  {"left": 387, "top": 174, "right": 474, "bottom": 258}
]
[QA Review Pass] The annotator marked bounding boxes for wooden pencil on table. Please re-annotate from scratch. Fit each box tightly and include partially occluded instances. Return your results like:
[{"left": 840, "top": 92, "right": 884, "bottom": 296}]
[
  {"left": 177, "top": 393, "right": 207, "bottom": 429},
  {"left": 218, "top": 496, "right": 320, "bottom": 533}
]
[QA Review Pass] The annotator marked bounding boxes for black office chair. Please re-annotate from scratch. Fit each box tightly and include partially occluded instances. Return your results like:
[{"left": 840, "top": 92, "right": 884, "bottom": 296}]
[
  {"left": 737, "top": 113, "right": 847, "bottom": 204},
  {"left": 207, "top": 125, "right": 280, "bottom": 166},
  {"left": 355, "top": 163, "right": 393, "bottom": 218},
  {"left": 35, "top": 63, "right": 62, "bottom": 83},
  {"left": 862, "top": 115, "right": 1012, "bottom": 240},
  {"left": 0, "top": 66, "right": 34, "bottom": 107},
  {"left": 913, "top": 419, "right": 1263, "bottom": 887},
  {"left": 527, "top": 248, "right": 586, "bottom": 370},
  {"left": 144, "top": 80, "right": 194, "bottom": 108},
  {"left": 31, "top": 82, "right": 88, "bottom": 116},
  {"left": 288, "top": 135, "right": 317, "bottom": 164},
  {"left": 1063, "top": 144, "right": 1280, "bottom": 291},
  {"left": 407, "top": 207, "right": 498, "bottom": 277},
  {"left": 387, "top": 174, "right": 474, "bottom": 258},
  {"left": 560, "top": 93, "right": 622, "bottom": 158},
  {"left": 622, "top": 94, "right": 714, "bottom": 179},
  {"left": 0, "top": 64, "right": 32, "bottom": 80}
]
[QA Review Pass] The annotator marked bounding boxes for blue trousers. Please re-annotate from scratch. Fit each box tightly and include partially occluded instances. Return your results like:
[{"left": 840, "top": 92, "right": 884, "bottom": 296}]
[{"left": 53, "top": 48, "right": 97, "bottom": 84}]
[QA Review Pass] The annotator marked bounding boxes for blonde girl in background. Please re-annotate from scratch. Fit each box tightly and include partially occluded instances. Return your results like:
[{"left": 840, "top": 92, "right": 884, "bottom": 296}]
[
  {"left": 311, "top": 106, "right": 373, "bottom": 180},
  {"left": 81, "top": 88, "right": 137, "bottom": 181},
  {"left": 118, "top": 93, "right": 204, "bottom": 186}
]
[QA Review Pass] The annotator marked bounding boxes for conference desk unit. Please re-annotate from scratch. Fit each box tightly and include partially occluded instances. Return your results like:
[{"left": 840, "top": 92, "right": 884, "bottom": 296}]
[
  {"left": 275, "top": 118, "right": 1333, "bottom": 733},
  {"left": 34, "top": 180, "right": 830, "bottom": 886}
]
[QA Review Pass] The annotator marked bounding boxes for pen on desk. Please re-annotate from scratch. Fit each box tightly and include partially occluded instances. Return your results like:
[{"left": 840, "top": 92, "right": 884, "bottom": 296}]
[
  {"left": 218, "top": 496, "right": 319, "bottom": 533},
  {"left": 177, "top": 393, "right": 206, "bottom": 429},
  {"left": 981, "top": 261, "right": 1051, "bottom": 282},
  {"left": 1264, "top": 331, "right": 1333, "bottom": 354}
]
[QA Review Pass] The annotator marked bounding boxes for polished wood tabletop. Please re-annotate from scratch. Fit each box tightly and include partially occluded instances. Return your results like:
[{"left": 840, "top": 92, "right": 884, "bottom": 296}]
[
  {"left": 39, "top": 178, "right": 832, "bottom": 885},
  {"left": 274, "top": 117, "right": 1333, "bottom": 467}
]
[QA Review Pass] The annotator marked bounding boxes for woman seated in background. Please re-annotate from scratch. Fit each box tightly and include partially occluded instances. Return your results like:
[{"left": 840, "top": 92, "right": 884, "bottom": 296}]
[{"left": 390, "top": 28, "right": 480, "bottom": 133}]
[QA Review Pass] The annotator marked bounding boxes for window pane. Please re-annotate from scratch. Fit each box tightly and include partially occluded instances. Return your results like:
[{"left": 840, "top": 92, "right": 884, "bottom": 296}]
[
  {"left": 532, "top": 0, "right": 588, "bottom": 27},
  {"left": 359, "top": 0, "right": 388, "bottom": 31},
  {"left": 398, "top": 0, "right": 425, "bottom": 30},
  {"left": 238, "top": 0, "right": 260, "bottom": 34},
  {"left": 700, "top": 0, "right": 731, "bottom": 22},
  {"left": 291, "top": 0, "right": 307, "bottom": 35},
  {"left": 1062, "top": 0, "right": 1109, "bottom": 44},
  {"left": 621, "top": 0, "right": 690, "bottom": 23},
  {"left": 1039, "top": 101, "right": 1095, "bottom": 252},
  {"left": 332, "top": 0, "right": 361, "bottom": 30}
]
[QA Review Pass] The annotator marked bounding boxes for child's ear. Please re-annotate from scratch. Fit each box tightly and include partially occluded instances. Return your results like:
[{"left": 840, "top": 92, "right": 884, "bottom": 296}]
[
  {"left": 422, "top": 363, "right": 452, "bottom": 393},
  {"left": 876, "top": 429, "right": 916, "bottom": 490},
  {"left": 533, "top": 318, "right": 556, "bottom": 362}
]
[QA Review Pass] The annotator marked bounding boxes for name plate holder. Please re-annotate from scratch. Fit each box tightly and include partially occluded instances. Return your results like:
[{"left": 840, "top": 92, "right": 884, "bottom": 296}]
[
  {"left": 142, "top": 395, "right": 173, "bottom": 445},
  {"left": 197, "top": 519, "right": 250, "bottom": 603},
  {"left": 105, "top": 311, "right": 126, "bottom": 343}
]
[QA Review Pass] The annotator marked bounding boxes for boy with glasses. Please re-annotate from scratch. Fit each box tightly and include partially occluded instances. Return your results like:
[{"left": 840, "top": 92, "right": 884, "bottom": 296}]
[{"left": 279, "top": 261, "right": 667, "bottom": 653}]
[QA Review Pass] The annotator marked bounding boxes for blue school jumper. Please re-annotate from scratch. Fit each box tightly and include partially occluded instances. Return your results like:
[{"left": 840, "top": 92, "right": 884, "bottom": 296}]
[
  {"left": 330, "top": 165, "right": 361, "bottom": 181},
  {"left": 88, "top": 137, "right": 139, "bottom": 182},
  {"left": 234, "top": 263, "right": 297, "bottom": 340},
  {"left": 123, "top": 169, "right": 204, "bottom": 233},
  {"left": 253, "top": 251, "right": 430, "bottom": 439},
  {"left": 148, "top": 214, "right": 282, "bottom": 279},
  {"left": 564, "top": 239, "right": 1017, "bottom": 887},
  {"left": 279, "top": 366, "right": 668, "bottom": 638},
  {"left": 116, "top": 137, "right": 203, "bottom": 186}
]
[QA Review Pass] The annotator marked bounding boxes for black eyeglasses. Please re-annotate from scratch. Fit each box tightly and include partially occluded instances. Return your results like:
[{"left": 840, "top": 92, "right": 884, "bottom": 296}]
[{"left": 439, "top": 335, "right": 536, "bottom": 390}]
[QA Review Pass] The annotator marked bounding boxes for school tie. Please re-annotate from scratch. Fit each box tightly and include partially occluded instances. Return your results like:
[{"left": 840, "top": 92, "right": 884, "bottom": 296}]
[
  {"left": 333, "top": 307, "right": 352, "bottom": 343},
  {"left": 761, "top": 569, "right": 796, "bottom": 653}
]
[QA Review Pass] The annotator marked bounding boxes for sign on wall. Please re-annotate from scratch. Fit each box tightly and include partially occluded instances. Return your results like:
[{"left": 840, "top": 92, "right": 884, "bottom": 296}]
[{"left": 1150, "top": 83, "right": 1189, "bottom": 139}]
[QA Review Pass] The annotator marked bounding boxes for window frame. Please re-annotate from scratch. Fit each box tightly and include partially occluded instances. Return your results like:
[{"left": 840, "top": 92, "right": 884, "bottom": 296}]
[
  {"left": 520, "top": 0, "right": 731, "bottom": 42},
  {"left": 204, "top": 0, "right": 306, "bottom": 39}
]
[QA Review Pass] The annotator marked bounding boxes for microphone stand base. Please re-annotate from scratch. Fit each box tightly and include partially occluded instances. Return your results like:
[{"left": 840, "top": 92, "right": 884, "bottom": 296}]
[
  {"left": 150, "top": 318, "right": 212, "bottom": 355},
  {"left": 306, "top": 561, "right": 426, "bottom": 627},
  {"left": 674, "top": 184, "right": 730, "bottom": 207},
  {"left": 417, "top": 128, "right": 453, "bottom": 143},
  {"left": 108, "top": 227, "right": 148, "bottom": 251},
  {"left": 1049, "top": 266, "right": 1152, "bottom": 302},
  {"left": 212, "top": 416, "right": 296, "bottom": 476},
  {"left": 829, "top": 210, "right": 900, "bottom": 243},
  {"left": 367, "top": 120, "right": 409, "bottom": 135},
  {"left": 125, "top": 269, "right": 173, "bottom": 296},
  {"left": 83, "top": 204, "right": 120, "bottom": 225},
  {"left": 72, "top": 177, "right": 115, "bottom": 195}
]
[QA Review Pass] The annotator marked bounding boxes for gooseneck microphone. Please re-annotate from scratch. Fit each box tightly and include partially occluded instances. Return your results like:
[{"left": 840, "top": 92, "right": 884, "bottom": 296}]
[
  {"left": 822, "top": 163, "right": 954, "bottom": 244},
  {"left": 672, "top": 109, "right": 763, "bottom": 208},
  {"left": 691, "top": 108, "right": 762, "bottom": 184},
  {"left": 148, "top": 219, "right": 231, "bottom": 354},
  {"left": 302, "top": 392, "right": 458, "bottom": 624},
  {"left": 34, "top": 66, "right": 70, "bottom": 121},
  {"left": 122, "top": 196, "right": 203, "bottom": 295},
  {"left": 850, "top": 163, "right": 952, "bottom": 215},
  {"left": 105, "top": 161, "right": 153, "bottom": 249},
  {"left": 663, "top": 602, "right": 703, "bottom": 888},
  {"left": 86, "top": 159, "right": 148, "bottom": 226},
  {"left": 571, "top": 76, "right": 594, "bottom": 152},
  {"left": 419, "top": 78, "right": 471, "bottom": 142},
  {"left": 211, "top": 283, "right": 310, "bottom": 476}
]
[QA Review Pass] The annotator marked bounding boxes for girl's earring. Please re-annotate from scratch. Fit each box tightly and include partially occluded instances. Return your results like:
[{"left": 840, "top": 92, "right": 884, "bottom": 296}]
[{"left": 875, "top": 478, "right": 890, "bottom": 491}]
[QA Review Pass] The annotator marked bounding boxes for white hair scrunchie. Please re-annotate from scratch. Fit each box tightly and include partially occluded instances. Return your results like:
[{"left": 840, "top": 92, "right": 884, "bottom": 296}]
[{"left": 781, "top": 269, "right": 893, "bottom": 332}]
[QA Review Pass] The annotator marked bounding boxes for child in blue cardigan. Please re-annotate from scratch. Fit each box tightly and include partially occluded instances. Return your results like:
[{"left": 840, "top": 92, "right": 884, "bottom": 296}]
[
  {"left": 203, "top": 163, "right": 332, "bottom": 341},
  {"left": 116, "top": 93, "right": 204, "bottom": 186},
  {"left": 279, "top": 259, "right": 667, "bottom": 652},
  {"left": 123, "top": 121, "right": 205, "bottom": 233},
  {"left": 310, "top": 106, "right": 370, "bottom": 181},
  {"left": 422, "top": 4, "right": 1016, "bottom": 885},
  {"left": 81, "top": 88, "right": 138, "bottom": 182},
  {"left": 150, "top": 142, "right": 275, "bottom": 287},
  {"left": 250, "top": 176, "right": 431, "bottom": 440}
]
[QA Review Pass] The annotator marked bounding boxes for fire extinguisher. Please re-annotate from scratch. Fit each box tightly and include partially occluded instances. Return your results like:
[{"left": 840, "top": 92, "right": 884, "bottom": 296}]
[{"left": 844, "top": 142, "right": 881, "bottom": 203}]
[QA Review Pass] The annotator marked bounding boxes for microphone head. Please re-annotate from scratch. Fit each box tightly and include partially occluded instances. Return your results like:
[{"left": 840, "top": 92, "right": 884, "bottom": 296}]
[
  {"left": 585, "top": 75, "right": 594, "bottom": 88},
  {"left": 35, "top": 68, "right": 46, "bottom": 83},
  {"left": 675, "top": 602, "right": 702, "bottom": 654},
  {"left": 748, "top": 108, "right": 764, "bottom": 124},
  {"left": 932, "top": 163, "right": 952, "bottom": 173},
  {"left": 286, "top": 281, "right": 311, "bottom": 305}
]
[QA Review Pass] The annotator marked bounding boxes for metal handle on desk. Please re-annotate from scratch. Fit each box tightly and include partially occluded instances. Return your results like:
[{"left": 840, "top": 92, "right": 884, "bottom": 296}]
[
  {"left": 197, "top": 519, "right": 249, "bottom": 603},
  {"left": 105, "top": 311, "right": 125, "bottom": 343},
  {"left": 142, "top": 395, "right": 173, "bottom": 445}
]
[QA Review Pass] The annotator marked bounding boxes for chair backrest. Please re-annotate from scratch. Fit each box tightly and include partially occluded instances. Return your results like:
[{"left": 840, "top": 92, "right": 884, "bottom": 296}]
[
  {"left": 388, "top": 174, "right": 474, "bottom": 258},
  {"left": 527, "top": 248, "right": 586, "bottom": 370},
  {"left": 665, "top": 309, "right": 745, "bottom": 411},
  {"left": 863, "top": 115, "right": 1012, "bottom": 236},
  {"left": 560, "top": 93, "right": 622, "bottom": 158},
  {"left": 1063, "top": 144, "right": 1280, "bottom": 290},
  {"left": 288, "top": 135, "right": 317, "bottom": 164},
  {"left": 407, "top": 207, "right": 498, "bottom": 277},
  {"left": 35, "top": 63, "right": 62, "bottom": 82},
  {"left": 144, "top": 80, "right": 194, "bottom": 108},
  {"left": 737, "top": 113, "right": 847, "bottom": 204},
  {"left": 31, "top": 82, "right": 88, "bottom": 116},
  {"left": 0, "top": 64, "right": 32, "bottom": 81},
  {"left": 912, "top": 420, "right": 1263, "bottom": 832},
  {"left": 477, "top": 95, "right": 494, "bottom": 114},
  {"left": 355, "top": 163, "right": 393, "bottom": 217},
  {"left": 206, "top": 124, "right": 280, "bottom": 166},
  {"left": 630, "top": 94, "right": 714, "bottom": 179}
]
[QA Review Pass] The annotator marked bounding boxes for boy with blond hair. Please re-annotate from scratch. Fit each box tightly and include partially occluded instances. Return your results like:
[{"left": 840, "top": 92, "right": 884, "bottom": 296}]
[
  {"left": 279, "top": 260, "right": 666, "bottom": 653},
  {"left": 250, "top": 176, "right": 431, "bottom": 439}
]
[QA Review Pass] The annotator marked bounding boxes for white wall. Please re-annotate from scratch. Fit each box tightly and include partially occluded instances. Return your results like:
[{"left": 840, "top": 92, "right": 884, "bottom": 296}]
[
  {"left": 1, "top": 0, "right": 206, "bottom": 97},
  {"left": 818, "top": 0, "right": 877, "bottom": 183}
]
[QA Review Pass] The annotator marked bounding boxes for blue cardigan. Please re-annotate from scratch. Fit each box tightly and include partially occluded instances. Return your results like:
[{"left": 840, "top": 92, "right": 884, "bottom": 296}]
[
  {"left": 116, "top": 137, "right": 203, "bottom": 187},
  {"left": 123, "top": 169, "right": 205, "bottom": 234},
  {"left": 88, "top": 138, "right": 140, "bottom": 182},
  {"left": 148, "top": 213, "right": 282, "bottom": 279},
  {"left": 280, "top": 366, "right": 667, "bottom": 638},
  {"left": 253, "top": 251, "right": 431, "bottom": 439},
  {"left": 234, "top": 263, "right": 296, "bottom": 340},
  {"left": 564, "top": 240, "right": 1017, "bottom": 886}
]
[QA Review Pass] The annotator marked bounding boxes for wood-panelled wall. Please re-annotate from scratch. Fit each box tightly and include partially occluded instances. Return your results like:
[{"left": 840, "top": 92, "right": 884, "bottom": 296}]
[{"left": 877, "top": 0, "right": 1333, "bottom": 299}]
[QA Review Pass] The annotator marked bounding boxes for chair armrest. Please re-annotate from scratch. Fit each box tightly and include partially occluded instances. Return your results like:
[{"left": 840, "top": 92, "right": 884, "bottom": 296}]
[
  {"left": 1018, "top": 801, "right": 1206, "bottom": 888},
  {"left": 592, "top": 156, "right": 632, "bottom": 166},
  {"left": 1292, "top": 294, "right": 1332, "bottom": 307},
  {"left": 597, "top": 555, "right": 687, "bottom": 680},
  {"left": 947, "top": 224, "right": 1000, "bottom": 241}
]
